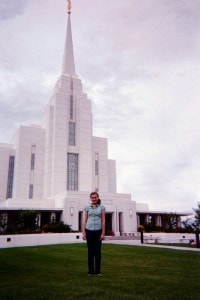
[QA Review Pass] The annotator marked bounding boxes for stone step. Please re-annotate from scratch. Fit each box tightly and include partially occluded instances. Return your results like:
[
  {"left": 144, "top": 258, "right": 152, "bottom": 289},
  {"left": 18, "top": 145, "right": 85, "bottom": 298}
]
[{"left": 105, "top": 236, "right": 140, "bottom": 240}]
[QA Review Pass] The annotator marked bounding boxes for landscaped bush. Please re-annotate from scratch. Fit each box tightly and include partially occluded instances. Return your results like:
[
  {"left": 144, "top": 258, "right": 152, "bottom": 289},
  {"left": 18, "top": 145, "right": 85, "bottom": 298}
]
[
  {"left": 15, "top": 210, "right": 38, "bottom": 234},
  {"left": 140, "top": 222, "right": 195, "bottom": 233},
  {"left": 1, "top": 210, "right": 71, "bottom": 234},
  {"left": 42, "top": 221, "right": 71, "bottom": 233}
]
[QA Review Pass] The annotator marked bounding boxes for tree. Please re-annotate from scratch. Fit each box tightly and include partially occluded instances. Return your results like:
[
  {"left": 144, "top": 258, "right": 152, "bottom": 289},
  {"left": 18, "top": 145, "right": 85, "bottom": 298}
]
[
  {"left": 16, "top": 210, "right": 38, "bottom": 233},
  {"left": 182, "top": 203, "right": 200, "bottom": 232},
  {"left": 162, "top": 213, "right": 178, "bottom": 232},
  {"left": 182, "top": 218, "right": 194, "bottom": 233},
  {"left": 192, "top": 202, "right": 200, "bottom": 248},
  {"left": 0, "top": 213, "right": 7, "bottom": 233},
  {"left": 193, "top": 201, "right": 200, "bottom": 231}
]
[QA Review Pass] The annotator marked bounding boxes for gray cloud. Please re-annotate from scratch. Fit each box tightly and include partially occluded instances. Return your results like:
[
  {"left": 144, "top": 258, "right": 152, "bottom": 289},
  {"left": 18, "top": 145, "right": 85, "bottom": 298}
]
[
  {"left": 0, "top": 0, "right": 200, "bottom": 212},
  {"left": 0, "top": 0, "right": 29, "bottom": 20}
]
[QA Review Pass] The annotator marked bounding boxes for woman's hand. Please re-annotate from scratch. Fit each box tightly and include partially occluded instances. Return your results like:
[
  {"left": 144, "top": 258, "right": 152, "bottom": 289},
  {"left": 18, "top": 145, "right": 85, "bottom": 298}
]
[
  {"left": 100, "top": 234, "right": 104, "bottom": 240},
  {"left": 82, "top": 233, "right": 86, "bottom": 240}
]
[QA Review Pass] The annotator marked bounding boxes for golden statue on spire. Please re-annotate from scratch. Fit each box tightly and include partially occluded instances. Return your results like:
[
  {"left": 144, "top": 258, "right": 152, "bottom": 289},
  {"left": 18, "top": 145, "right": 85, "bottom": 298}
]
[{"left": 67, "top": 0, "right": 71, "bottom": 14}]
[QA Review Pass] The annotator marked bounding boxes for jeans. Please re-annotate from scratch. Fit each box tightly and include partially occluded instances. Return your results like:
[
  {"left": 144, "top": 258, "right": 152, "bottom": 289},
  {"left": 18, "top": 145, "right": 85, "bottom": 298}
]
[{"left": 86, "top": 229, "right": 102, "bottom": 274}]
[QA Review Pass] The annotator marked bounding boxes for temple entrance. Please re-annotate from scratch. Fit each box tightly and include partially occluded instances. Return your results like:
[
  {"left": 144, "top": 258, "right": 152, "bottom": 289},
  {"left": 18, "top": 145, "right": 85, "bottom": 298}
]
[
  {"left": 119, "top": 212, "right": 123, "bottom": 234},
  {"left": 78, "top": 211, "right": 83, "bottom": 231},
  {"left": 40, "top": 212, "right": 52, "bottom": 227},
  {"left": 105, "top": 213, "right": 113, "bottom": 235}
]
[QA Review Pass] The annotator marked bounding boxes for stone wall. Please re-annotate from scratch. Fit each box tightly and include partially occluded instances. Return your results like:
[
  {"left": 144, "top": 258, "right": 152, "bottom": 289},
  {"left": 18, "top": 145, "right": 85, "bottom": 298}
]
[{"left": 0, "top": 232, "right": 82, "bottom": 248}]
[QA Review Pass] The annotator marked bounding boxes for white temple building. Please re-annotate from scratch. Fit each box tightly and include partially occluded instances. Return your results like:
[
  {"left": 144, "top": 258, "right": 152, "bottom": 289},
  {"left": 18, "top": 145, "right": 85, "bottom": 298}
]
[{"left": 0, "top": 5, "right": 189, "bottom": 234}]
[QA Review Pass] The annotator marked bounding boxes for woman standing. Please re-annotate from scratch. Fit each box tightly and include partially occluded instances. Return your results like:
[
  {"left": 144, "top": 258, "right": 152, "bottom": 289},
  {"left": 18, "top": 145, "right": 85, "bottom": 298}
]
[{"left": 82, "top": 192, "right": 106, "bottom": 275}]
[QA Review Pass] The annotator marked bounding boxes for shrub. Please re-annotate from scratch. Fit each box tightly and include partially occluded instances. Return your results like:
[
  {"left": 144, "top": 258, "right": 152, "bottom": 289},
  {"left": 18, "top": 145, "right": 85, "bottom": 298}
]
[
  {"left": 42, "top": 221, "right": 71, "bottom": 233},
  {"left": 15, "top": 211, "right": 38, "bottom": 234}
]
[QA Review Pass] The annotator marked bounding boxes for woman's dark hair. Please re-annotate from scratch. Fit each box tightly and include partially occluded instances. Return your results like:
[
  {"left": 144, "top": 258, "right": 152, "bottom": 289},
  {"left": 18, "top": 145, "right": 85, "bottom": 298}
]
[
  {"left": 90, "top": 192, "right": 101, "bottom": 205},
  {"left": 90, "top": 191, "right": 99, "bottom": 198}
]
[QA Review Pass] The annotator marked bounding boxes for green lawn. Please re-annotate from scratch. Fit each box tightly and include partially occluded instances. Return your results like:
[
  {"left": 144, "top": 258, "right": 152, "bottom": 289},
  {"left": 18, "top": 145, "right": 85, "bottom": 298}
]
[{"left": 0, "top": 243, "right": 200, "bottom": 300}]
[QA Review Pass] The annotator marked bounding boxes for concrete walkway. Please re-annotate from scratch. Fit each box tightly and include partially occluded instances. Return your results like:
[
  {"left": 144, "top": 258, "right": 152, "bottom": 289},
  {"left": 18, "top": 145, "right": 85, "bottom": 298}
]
[{"left": 104, "top": 239, "right": 200, "bottom": 252}]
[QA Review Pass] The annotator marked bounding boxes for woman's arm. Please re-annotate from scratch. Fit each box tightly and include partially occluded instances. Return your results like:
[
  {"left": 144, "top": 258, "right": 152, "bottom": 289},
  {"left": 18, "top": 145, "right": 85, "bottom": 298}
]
[
  {"left": 82, "top": 211, "right": 88, "bottom": 240},
  {"left": 100, "top": 210, "right": 106, "bottom": 240}
]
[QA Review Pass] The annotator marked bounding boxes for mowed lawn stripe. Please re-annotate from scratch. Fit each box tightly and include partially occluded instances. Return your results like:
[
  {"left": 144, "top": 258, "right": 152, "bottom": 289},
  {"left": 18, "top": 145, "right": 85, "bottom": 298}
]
[{"left": 0, "top": 243, "right": 199, "bottom": 299}]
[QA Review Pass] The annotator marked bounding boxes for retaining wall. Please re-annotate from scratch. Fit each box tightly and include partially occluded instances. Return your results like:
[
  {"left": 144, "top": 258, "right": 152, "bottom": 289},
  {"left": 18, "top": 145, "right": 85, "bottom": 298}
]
[{"left": 0, "top": 233, "right": 82, "bottom": 248}]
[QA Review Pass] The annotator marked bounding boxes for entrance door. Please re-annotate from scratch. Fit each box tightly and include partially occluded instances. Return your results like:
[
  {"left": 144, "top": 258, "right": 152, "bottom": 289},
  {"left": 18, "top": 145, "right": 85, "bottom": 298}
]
[
  {"left": 78, "top": 211, "right": 83, "bottom": 231},
  {"left": 119, "top": 212, "right": 123, "bottom": 235},
  {"left": 105, "top": 213, "right": 113, "bottom": 235},
  {"left": 41, "top": 212, "right": 51, "bottom": 227}
]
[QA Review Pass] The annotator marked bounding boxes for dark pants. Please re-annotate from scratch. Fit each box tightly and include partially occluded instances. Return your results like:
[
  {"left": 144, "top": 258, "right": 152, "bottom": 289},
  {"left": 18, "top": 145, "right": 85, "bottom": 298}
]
[{"left": 86, "top": 229, "right": 102, "bottom": 274}]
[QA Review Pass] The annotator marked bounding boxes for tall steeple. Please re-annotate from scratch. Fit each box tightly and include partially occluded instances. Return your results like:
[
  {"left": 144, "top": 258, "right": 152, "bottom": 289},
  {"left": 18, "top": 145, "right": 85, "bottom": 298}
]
[{"left": 62, "top": 0, "right": 76, "bottom": 76}]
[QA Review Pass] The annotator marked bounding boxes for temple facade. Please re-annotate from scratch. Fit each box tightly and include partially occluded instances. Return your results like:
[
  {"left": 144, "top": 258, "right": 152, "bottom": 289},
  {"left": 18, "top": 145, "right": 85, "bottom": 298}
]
[{"left": 0, "top": 5, "right": 189, "bottom": 234}]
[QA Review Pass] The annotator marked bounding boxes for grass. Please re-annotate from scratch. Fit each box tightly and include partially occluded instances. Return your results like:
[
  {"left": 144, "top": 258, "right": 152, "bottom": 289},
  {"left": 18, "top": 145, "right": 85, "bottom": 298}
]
[{"left": 0, "top": 243, "right": 200, "bottom": 300}]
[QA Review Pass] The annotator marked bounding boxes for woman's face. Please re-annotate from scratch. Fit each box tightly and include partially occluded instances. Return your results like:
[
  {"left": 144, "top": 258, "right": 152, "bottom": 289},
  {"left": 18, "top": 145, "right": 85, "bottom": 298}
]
[{"left": 90, "top": 194, "right": 98, "bottom": 205}]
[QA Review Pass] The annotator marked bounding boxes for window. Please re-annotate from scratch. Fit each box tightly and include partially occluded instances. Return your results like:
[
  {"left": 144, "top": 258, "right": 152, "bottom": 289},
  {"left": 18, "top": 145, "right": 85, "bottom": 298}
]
[
  {"left": 67, "top": 153, "right": 78, "bottom": 191},
  {"left": 70, "top": 95, "right": 73, "bottom": 119},
  {"left": 95, "top": 153, "right": 99, "bottom": 175},
  {"left": 69, "top": 122, "right": 75, "bottom": 146},
  {"left": 29, "top": 184, "right": 33, "bottom": 199},
  {"left": 6, "top": 156, "right": 15, "bottom": 199},
  {"left": 30, "top": 145, "right": 36, "bottom": 170},
  {"left": 94, "top": 153, "right": 99, "bottom": 191},
  {"left": 31, "top": 153, "right": 35, "bottom": 170}
]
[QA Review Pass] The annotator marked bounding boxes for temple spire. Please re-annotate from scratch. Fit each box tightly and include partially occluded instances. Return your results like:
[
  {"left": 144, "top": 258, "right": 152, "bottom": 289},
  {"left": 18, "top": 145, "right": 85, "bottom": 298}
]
[
  {"left": 67, "top": 0, "right": 71, "bottom": 14},
  {"left": 62, "top": 1, "right": 76, "bottom": 75}
]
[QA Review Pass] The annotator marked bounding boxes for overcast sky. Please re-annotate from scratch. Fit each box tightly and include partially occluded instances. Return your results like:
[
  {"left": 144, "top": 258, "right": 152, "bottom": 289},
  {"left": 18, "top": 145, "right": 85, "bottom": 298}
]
[{"left": 0, "top": 0, "right": 200, "bottom": 212}]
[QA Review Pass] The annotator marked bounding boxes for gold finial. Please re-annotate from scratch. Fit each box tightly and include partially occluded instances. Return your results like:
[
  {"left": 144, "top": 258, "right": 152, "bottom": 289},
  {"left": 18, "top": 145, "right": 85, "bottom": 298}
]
[{"left": 67, "top": 0, "right": 71, "bottom": 14}]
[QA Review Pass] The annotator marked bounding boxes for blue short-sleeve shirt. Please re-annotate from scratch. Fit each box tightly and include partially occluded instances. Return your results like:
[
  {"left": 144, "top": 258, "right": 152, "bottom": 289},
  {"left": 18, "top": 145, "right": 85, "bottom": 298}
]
[{"left": 85, "top": 204, "right": 105, "bottom": 231}]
